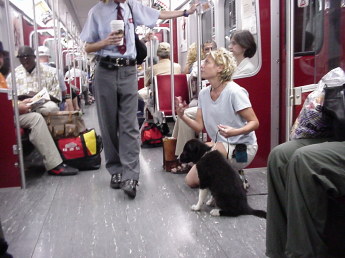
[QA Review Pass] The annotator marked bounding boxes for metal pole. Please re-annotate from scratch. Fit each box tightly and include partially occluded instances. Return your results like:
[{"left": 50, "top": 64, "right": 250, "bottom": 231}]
[
  {"left": 285, "top": 0, "right": 294, "bottom": 141},
  {"left": 169, "top": 1, "right": 176, "bottom": 121},
  {"left": 52, "top": 0, "right": 61, "bottom": 79},
  {"left": 196, "top": 6, "right": 202, "bottom": 93},
  {"left": 32, "top": 0, "right": 41, "bottom": 88},
  {"left": 4, "top": 0, "right": 26, "bottom": 188}
]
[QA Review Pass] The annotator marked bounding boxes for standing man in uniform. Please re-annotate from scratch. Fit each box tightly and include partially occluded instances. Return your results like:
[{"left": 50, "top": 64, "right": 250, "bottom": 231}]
[{"left": 80, "top": 0, "right": 197, "bottom": 199}]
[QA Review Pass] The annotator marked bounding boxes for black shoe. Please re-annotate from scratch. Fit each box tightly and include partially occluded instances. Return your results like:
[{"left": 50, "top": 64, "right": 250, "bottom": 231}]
[
  {"left": 110, "top": 173, "right": 122, "bottom": 189},
  {"left": 121, "top": 179, "right": 138, "bottom": 199},
  {"left": 48, "top": 163, "right": 78, "bottom": 176}
]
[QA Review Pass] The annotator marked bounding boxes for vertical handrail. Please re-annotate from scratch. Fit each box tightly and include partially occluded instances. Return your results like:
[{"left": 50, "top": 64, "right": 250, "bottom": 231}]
[
  {"left": 4, "top": 0, "right": 26, "bottom": 188},
  {"left": 52, "top": 0, "right": 63, "bottom": 103},
  {"left": 32, "top": 0, "right": 41, "bottom": 89},
  {"left": 285, "top": 0, "right": 294, "bottom": 141},
  {"left": 196, "top": 6, "right": 202, "bottom": 92},
  {"left": 169, "top": 1, "right": 176, "bottom": 121}
]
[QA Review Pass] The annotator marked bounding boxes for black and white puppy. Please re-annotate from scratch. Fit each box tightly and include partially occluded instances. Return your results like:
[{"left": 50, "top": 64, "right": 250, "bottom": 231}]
[{"left": 180, "top": 139, "right": 266, "bottom": 218}]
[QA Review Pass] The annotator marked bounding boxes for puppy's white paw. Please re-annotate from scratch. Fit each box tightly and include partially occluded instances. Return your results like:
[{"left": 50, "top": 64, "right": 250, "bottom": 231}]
[
  {"left": 191, "top": 204, "right": 201, "bottom": 211},
  {"left": 210, "top": 209, "right": 220, "bottom": 216}
]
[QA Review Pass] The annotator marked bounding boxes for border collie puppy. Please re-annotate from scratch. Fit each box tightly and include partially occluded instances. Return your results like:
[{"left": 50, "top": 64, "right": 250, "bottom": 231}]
[{"left": 180, "top": 139, "right": 266, "bottom": 218}]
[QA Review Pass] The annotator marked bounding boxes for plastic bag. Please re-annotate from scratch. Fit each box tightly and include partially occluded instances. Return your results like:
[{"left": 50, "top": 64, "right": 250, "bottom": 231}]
[{"left": 290, "top": 67, "right": 345, "bottom": 139}]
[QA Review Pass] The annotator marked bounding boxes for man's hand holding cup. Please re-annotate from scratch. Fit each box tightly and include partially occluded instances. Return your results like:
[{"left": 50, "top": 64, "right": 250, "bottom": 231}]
[{"left": 110, "top": 20, "right": 124, "bottom": 46}]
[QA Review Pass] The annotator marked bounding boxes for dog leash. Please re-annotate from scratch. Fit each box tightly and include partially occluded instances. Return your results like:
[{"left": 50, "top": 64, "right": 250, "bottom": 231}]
[{"left": 214, "top": 129, "right": 230, "bottom": 160}]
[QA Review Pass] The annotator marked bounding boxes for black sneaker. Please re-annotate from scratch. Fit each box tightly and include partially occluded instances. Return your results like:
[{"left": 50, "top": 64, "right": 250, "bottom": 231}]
[
  {"left": 48, "top": 163, "right": 78, "bottom": 176},
  {"left": 110, "top": 173, "right": 122, "bottom": 189},
  {"left": 121, "top": 179, "right": 138, "bottom": 199}
]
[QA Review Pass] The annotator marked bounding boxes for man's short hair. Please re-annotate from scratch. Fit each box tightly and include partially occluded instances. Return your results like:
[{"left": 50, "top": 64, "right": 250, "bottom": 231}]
[
  {"left": 17, "top": 46, "right": 35, "bottom": 58},
  {"left": 202, "top": 40, "right": 217, "bottom": 52},
  {"left": 157, "top": 42, "right": 170, "bottom": 59}
]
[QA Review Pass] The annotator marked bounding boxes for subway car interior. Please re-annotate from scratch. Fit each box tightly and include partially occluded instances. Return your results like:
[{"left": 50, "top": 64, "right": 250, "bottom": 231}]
[{"left": 0, "top": 0, "right": 345, "bottom": 257}]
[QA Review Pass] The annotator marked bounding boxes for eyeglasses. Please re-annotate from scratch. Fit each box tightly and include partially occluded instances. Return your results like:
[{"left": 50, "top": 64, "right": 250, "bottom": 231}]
[{"left": 17, "top": 55, "right": 35, "bottom": 59}]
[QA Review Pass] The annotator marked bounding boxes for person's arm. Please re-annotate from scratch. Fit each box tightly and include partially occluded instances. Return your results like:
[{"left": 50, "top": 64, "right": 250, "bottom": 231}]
[
  {"left": 218, "top": 107, "right": 259, "bottom": 137},
  {"left": 144, "top": 67, "right": 152, "bottom": 87},
  {"left": 84, "top": 32, "right": 122, "bottom": 53},
  {"left": 159, "top": 4, "right": 198, "bottom": 20},
  {"left": 175, "top": 96, "right": 204, "bottom": 133}
]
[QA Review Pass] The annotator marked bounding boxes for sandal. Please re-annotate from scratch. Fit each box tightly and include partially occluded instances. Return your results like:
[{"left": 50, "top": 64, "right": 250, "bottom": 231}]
[{"left": 170, "top": 163, "right": 192, "bottom": 174}]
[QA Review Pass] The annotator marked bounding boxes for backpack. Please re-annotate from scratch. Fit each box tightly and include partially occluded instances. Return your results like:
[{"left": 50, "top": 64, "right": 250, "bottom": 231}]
[{"left": 141, "top": 122, "right": 163, "bottom": 148}]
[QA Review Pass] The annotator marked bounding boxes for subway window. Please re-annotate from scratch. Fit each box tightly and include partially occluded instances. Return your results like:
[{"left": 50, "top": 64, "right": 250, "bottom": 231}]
[
  {"left": 294, "top": 0, "right": 324, "bottom": 55},
  {"left": 224, "top": 0, "right": 260, "bottom": 78}
]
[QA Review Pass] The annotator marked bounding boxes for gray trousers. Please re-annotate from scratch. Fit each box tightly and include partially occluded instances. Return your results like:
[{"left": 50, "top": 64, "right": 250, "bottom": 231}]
[
  {"left": 93, "top": 64, "right": 140, "bottom": 181},
  {"left": 266, "top": 139, "right": 345, "bottom": 258},
  {"left": 20, "top": 112, "right": 62, "bottom": 170}
]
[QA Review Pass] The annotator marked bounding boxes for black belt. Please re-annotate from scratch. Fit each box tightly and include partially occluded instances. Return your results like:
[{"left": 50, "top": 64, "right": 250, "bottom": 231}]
[{"left": 96, "top": 56, "right": 136, "bottom": 69}]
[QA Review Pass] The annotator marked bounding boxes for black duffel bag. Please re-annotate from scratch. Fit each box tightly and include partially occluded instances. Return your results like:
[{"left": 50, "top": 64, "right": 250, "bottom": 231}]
[{"left": 323, "top": 84, "right": 345, "bottom": 141}]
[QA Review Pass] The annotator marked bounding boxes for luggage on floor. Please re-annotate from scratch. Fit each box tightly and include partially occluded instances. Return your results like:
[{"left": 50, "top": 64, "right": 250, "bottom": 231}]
[
  {"left": 56, "top": 129, "right": 103, "bottom": 170},
  {"left": 43, "top": 111, "right": 86, "bottom": 140},
  {"left": 141, "top": 122, "right": 163, "bottom": 148}
]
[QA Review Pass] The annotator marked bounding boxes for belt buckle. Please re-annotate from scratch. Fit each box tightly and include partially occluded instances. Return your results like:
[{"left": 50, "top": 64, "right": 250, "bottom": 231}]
[
  {"left": 115, "top": 58, "right": 121, "bottom": 66},
  {"left": 126, "top": 59, "right": 130, "bottom": 66}
]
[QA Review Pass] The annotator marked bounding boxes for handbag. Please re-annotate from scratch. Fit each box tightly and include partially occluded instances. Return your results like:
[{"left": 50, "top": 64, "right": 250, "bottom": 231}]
[
  {"left": 141, "top": 122, "right": 163, "bottom": 148},
  {"left": 289, "top": 67, "right": 345, "bottom": 139},
  {"left": 128, "top": 4, "right": 147, "bottom": 64},
  {"left": 43, "top": 111, "right": 86, "bottom": 140},
  {"left": 56, "top": 129, "right": 103, "bottom": 170},
  {"left": 323, "top": 84, "right": 345, "bottom": 140}
]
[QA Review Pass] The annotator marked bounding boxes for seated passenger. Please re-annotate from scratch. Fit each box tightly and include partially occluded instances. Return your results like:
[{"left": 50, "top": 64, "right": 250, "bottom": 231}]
[
  {"left": 64, "top": 61, "right": 86, "bottom": 111},
  {"left": 175, "top": 48, "right": 259, "bottom": 187},
  {"left": 229, "top": 30, "right": 257, "bottom": 77},
  {"left": 266, "top": 138, "right": 345, "bottom": 257},
  {"left": 37, "top": 45, "right": 70, "bottom": 110},
  {"left": 138, "top": 42, "right": 181, "bottom": 104},
  {"left": 171, "top": 41, "right": 217, "bottom": 171},
  {"left": 183, "top": 42, "right": 197, "bottom": 74},
  {"left": 3, "top": 44, "right": 78, "bottom": 176},
  {"left": 6, "top": 46, "right": 62, "bottom": 115}
]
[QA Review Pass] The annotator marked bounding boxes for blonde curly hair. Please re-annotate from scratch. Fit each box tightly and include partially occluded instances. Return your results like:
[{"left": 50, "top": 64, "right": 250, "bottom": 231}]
[
  {"left": 185, "top": 42, "right": 197, "bottom": 73},
  {"left": 208, "top": 47, "right": 237, "bottom": 83}
]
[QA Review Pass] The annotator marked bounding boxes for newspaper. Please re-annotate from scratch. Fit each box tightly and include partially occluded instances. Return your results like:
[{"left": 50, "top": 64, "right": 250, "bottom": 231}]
[{"left": 26, "top": 87, "right": 51, "bottom": 110}]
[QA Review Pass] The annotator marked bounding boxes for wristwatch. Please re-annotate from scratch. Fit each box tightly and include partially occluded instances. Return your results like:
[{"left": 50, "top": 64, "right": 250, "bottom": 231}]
[{"left": 183, "top": 9, "right": 189, "bottom": 17}]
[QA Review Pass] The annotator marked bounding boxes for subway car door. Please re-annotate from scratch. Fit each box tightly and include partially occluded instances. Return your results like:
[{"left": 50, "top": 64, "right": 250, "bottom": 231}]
[
  {"left": 214, "top": 0, "right": 277, "bottom": 167},
  {"left": 280, "top": 0, "right": 345, "bottom": 141}
]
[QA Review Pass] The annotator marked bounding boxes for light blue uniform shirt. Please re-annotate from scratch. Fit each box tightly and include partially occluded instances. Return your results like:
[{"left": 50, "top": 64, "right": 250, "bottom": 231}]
[{"left": 80, "top": 0, "right": 160, "bottom": 59}]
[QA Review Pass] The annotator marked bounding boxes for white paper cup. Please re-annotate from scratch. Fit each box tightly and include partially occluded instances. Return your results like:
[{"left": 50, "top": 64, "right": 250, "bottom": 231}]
[{"left": 110, "top": 20, "right": 124, "bottom": 46}]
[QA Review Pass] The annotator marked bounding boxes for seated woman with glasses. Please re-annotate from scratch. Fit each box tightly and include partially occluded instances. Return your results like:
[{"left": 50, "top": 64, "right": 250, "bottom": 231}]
[{"left": 175, "top": 48, "right": 259, "bottom": 187}]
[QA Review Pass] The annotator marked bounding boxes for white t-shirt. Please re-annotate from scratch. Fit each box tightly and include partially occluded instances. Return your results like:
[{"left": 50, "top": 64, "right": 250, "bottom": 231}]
[
  {"left": 198, "top": 81, "right": 257, "bottom": 145},
  {"left": 232, "top": 57, "right": 255, "bottom": 78}
]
